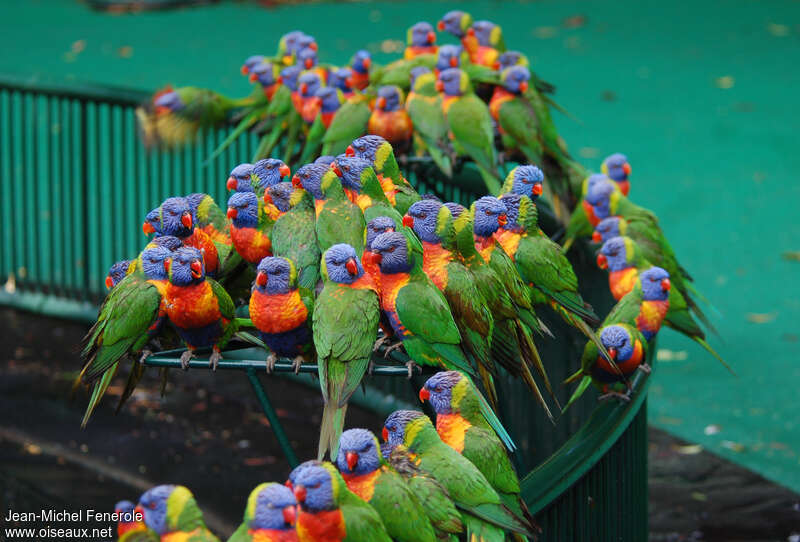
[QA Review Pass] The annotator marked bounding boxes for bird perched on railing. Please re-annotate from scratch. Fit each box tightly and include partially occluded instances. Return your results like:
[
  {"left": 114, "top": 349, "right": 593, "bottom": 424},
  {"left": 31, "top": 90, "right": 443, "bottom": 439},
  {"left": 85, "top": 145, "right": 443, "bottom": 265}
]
[{"left": 135, "top": 485, "right": 219, "bottom": 542}]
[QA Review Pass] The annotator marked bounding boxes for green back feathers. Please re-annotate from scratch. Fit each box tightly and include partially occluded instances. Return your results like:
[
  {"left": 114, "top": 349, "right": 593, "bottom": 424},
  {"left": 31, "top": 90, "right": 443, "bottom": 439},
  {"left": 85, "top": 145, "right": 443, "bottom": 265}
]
[{"left": 166, "top": 486, "right": 206, "bottom": 533}]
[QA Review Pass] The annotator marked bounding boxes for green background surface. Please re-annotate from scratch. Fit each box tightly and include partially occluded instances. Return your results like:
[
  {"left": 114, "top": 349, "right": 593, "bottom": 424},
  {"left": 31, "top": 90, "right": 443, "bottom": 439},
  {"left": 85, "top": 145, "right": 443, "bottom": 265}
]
[{"left": 2, "top": 0, "right": 799, "bottom": 492}]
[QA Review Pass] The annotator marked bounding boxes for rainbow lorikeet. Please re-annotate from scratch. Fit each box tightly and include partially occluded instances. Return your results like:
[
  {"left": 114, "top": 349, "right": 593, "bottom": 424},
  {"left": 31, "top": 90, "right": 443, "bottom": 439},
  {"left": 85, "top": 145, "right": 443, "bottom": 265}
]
[
  {"left": 226, "top": 483, "right": 299, "bottom": 542},
  {"left": 347, "top": 135, "right": 420, "bottom": 215},
  {"left": 105, "top": 259, "right": 133, "bottom": 289},
  {"left": 406, "top": 22, "right": 438, "bottom": 60},
  {"left": 115, "top": 500, "right": 147, "bottom": 539},
  {"left": 597, "top": 236, "right": 731, "bottom": 372},
  {"left": 241, "top": 54, "right": 265, "bottom": 76},
  {"left": 562, "top": 173, "right": 619, "bottom": 252},
  {"left": 186, "top": 192, "right": 231, "bottom": 244},
  {"left": 251, "top": 158, "right": 292, "bottom": 195},
  {"left": 348, "top": 50, "right": 372, "bottom": 91},
  {"left": 328, "top": 68, "right": 355, "bottom": 99},
  {"left": 382, "top": 410, "right": 538, "bottom": 541},
  {"left": 438, "top": 11, "right": 474, "bottom": 51},
  {"left": 249, "top": 61, "right": 281, "bottom": 101},
  {"left": 466, "top": 20, "right": 506, "bottom": 67},
  {"left": 299, "top": 87, "right": 344, "bottom": 165},
  {"left": 250, "top": 257, "right": 314, "bottom": 373},
  {"left": 163, "top": 247, "right": 237, "bottom": 370},
  {"left": 296, "top": 71, "right": 325, "bottom": 124},
  {"left": 293, "top": 462, "right": 393, "bottom": 542},
  {"left": 314, "top": 244, "right": 380, "bottom": 459},
  {"left": 292, "top": 163, "right": 365, "bottom": 256},
  {"left": 226, "top": 163, "right": 255, "bottom": 193},
  {"left": 268, "top": 184, "right": 320, "bottom": 290},
  {"left": 420, "top": 371, "right": 538, "bottom": 532},
  {"left": 151, "top": 197, "right": 221, "bottom": 278},
  {"left": 436, "top": 68, "right": 500, "bottom": 195},
  {"left": 601, "top": 153, "right": 632, "bottom": 196},
  {"left": 363, "top": 216, "right": 397, "bottom": 285},
  {"left": 336, "top": 429, "right": 438, "bottom": 542},
  {"left": 262, "top": 182, "right": 291, "bottom": 224},
  {"left": 406, "top": 67, "right": 453, "bottom": 177},
  {"left": 564, "top": 323, "right": 650, "bottom": 407},
  {"left": 320, "top": 95, "right": 371, "bottom": 157},
  {"left": 380, "top": 442, "right": 464, "bottom": 540},
  {"left": 296, "top": 48, "right": 329, "bottom": 84},
  {"left": 79, "top": 243, "right": 173, "bottom": 427},
  {"left": 601, "top": 266, "right": 672, "bottom": 341},
  {"left": 136, "top": 485, "right": 220, "bottom": 542},
  {"left": 368, "top": 86, "right": 414, "bottom": 146},
  {"left": 227, "top": 191, "right": 274, "bottom": 265}
]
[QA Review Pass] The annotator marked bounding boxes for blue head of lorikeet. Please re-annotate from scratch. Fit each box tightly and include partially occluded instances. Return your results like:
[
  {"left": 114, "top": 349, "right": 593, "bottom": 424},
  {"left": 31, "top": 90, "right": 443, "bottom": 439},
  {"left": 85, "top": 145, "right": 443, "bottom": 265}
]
[
  {"left": 365, "top": 216, "right": 396, "bottom": 251},
  {"left": 336, "top": 428, "right": 382, "bottom": 475},
  {"left": 472, "top": 196, "right": 508, "bottom": 237},
  {"left": 380, "top": 440, "right": 394, "bottom": 459},
  {"left": 279, "top": 31, "right": 306, "bottom": 56},
  {"left": 375, "top": 86, "right": 404, "bottom": 112},
  {"left": 253, "top": 158, "right": 291, "bottom": 190},
  {"left": 167, "top": 247, "right": 205, "bottom": 285},
  {"left": 501, "top": 65, "right": 531, "bottom": 94},
  {"left": 435, "top": 67, "right": 469, "bottom": 96},
  {"left": 136, "top": 484, "right": 175, "bottom": 535},
  {"left": 297, "top": 47, "right": 319, "bottom": 71},
  {"left": 158, "top": 197, "right": 193, "bottom": 238},
  {"left": 333, "top": 156, "right": 371, "bottom": 192},
  {"left": 346, "top": 135, "right": 386, "bottom": 162},
  {"left": 140, "top": 245, "right": 172, "bottom": 280},
  {"left": 405, "top": 198, "right": 448, "bottom": 243},
  {"left": 255, "top": 256, "right": 296, "bottom": 295},
  {"left": 585, "top": 178, "right": 617, "bottom": 220},
  {"left": 280, "top": 65, "right": 302, "bottom": 92},
  {"left": 296, "top": 34, "right": 317, "bottom": 54},
  {"left": 438, "top": 10, "right": 473, "bottom": 38},
  {"left": 105, "top": 260, "right": 131, "bottom": 289},
  {"left": 601, "top": 153, "right": 632, "bottom": 182},
  {"left": 600, "top": 325, "right": 637, "bottom": 364},
  {"left": 592, "top": 216, "right": 623, "bottom": 243},
  {"left": 315, "top": 155, "right": 336, "bottom": 166},
  {"left": 153, "top": 91, "right": 184, "bottom": 112},
  {"left": 351, "top": 50, "right": 371, "bottom": 74},
  {"left": 370, "top": 231, "right": 412, "bottom": 273},
  {"left": 142, "top": 208, "right": 162, "bottom": 236},
  {"left": 496, "top": 50, "right": 527, "bottom": 72},
  {"left": 264, "top": 182, "right": 294, "bottom": 213},
  {"left": 382, "top": 409, "right": 426, "bottom": 447},
  {"left": 509, "top": 164, "right": 544, "bottom": 200},
  {"left": 408, "top": 21, "right": 437, "bottom": 47},
  {"left": 240, "top": 54, "right": 265, "bottom": 75},
  {"left": 419, "top": 370, "right": 463, "bottom": 414},
  {"left": 498, "top": 193, "right": 525, "bottom": 231},
  {"left": 226, "top": 191, "right": 259, "bottom": 228},
  {"left": 249, "top": 61, "right": 280, "bottom": 87},
  {"left": 291, "top": 162, "right": 329, "bottom": 200},
  {"left": 322, "top": 243, "right": 364, "bottom": 284},
  {"left": 298, "top": 72, "right": 322, "bottom": 98},
  {"left": 149, "top": 235, "right": 182, "bottom": 252},
  {"left": 471, "top": 20, "right": 501, "bottom": 47},
  {"left": 639, "top": 266, "right": 671, "bottom": 301},
  {"left": 286, "top": 459, "right": 323, "bottom": 490},
  {"left": 328, "top": 67, "right": 353, "bottom": 93},
  {"left": 226, "top": 163, "right": 254, "bottom": 192},
  {"left": 444, "top": 201, "right": 466, "bottom": 218},
  {"left": 292, "top": 465, "right": 337, "bottom": 512},
  {"left": 316, "top": 86, "right": 342, "bottom": 114},
  {"left": 409, "top": 66, "right": 432, "bottom": 89},
  {"left": 597, "top": 236, "right": 633, "bottom": 272},
  {"left": 436, "top": 45, "right": 464, "bottom": 72},
  {"left": 250, "top": 483, "right": 298, "bottom": 531}
]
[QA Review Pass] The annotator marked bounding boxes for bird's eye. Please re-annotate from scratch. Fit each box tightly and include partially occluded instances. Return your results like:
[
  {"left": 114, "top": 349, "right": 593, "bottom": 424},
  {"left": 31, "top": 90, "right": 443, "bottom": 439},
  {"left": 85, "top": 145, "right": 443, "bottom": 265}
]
[
  {"left": 311, "top": 482, "right": 321, "bottom": 489},
  {"left": 484, "top": 210, "right": 491, "bottom": 216},
  {"left": 149, "top": 258, "right": 158, "bottom": 264},
  {"left": 610, "top": 251, "right": 618, "bottom": 257},
  {"left": 433, "top": 386, "right": 441, "bottom": 393},
  {"left": 149, "top": 502, "right": 157, "bottom": 510},
  {"left": 170, "top": 211, "right": 178, "bottom": 216},
  {"left": 386, "top": 246, "right": 395, "bottom": 253},
  {"left": 418, "top": 213, "right": 426, "bottom": 219}
]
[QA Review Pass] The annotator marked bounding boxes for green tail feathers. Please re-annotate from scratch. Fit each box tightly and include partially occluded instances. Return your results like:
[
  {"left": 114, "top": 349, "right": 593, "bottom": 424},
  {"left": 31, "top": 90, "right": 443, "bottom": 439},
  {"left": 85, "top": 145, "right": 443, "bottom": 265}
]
[
  {"left": 318, "top": 402, "right": 348, "bottom": 460},
  {"left": 81, "top": 365, "right": 118, "bottom": 428},
  {"left": 563, "top": 375, "right": 592, "bottom": 413}
]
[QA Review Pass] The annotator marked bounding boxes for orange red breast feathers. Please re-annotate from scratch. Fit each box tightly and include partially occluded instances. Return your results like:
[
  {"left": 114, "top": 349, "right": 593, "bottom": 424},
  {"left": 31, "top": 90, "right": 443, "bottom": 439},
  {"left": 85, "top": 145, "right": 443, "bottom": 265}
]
[
  {"left": 231, "top": 224, "right": 273, "bottom": 264},
  {"left": 297, "top": 509, "right": 346, "bottom": 542},
  {"left": 164, "top": 282, "right": 221, "bottom": 329},
  {"left": 251, "top": 289, "right": 308, "bottom": 334},
  {"left": 435, "top": 413, "right": 472, "bottom": 453},
  {"left": 608, "top": 267, "right": 639, "bottom": 301},
  {"left": 421, "top": 241, "right": 452, "bottom": 291}
]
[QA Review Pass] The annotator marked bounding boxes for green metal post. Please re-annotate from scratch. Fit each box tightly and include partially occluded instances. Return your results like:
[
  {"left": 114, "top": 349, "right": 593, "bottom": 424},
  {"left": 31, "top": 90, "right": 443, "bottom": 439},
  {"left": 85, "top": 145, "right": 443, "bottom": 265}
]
[{"left": 245, "top": 367, "right": 300, "bottom": 469}]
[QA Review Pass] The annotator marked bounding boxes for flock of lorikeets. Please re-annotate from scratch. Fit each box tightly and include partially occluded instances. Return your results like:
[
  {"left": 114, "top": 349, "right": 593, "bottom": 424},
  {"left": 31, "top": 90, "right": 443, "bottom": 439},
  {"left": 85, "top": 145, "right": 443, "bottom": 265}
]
[
  {"left": 137, "top": 10, "right": 584, "bottom": 210},
  {"left": 83, "top": 10, "right": 731, "bottom": 541},
  {"left": 113, "top": 372, "right": 546, "bottom": 542}
]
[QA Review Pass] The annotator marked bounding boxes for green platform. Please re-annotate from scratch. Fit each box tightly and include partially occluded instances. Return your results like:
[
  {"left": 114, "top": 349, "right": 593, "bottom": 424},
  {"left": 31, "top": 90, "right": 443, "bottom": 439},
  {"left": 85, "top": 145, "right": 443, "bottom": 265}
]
[{"left": 2, "top": 0, "right": 798, "bottom": 493}]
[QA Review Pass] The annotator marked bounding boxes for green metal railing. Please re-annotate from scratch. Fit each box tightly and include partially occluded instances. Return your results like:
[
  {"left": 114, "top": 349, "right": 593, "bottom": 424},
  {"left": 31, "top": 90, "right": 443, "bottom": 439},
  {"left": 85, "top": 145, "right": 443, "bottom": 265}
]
[{"left": 0, "top": 76, "right": 650, "bottom": 541}]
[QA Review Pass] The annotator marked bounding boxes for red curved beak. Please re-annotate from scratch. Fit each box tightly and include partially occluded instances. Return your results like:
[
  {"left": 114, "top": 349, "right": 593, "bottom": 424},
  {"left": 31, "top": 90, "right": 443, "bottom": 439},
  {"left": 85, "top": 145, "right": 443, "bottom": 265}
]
[
  {"left": 661, "top": 278, "right": 671, "bottom": 291},
  {"left": 592, "top": 231, "right": 603, "bottom": 243},
  {"left": 283, "top": 505, "right": 296, "bottom": 526},
  {"left": 370, "top": 251, "right": 383, "bottom": 266},
  {"left": 309, "top": 42, "right": 318, "bottom": 52},
  {"left": 300, "top": 82, "right": 308, "bottom": 95},
  {"left": 437, "top": 20, "right": 445, "bottom": 31},
  {"left": 181, "top": 212, "right": 193, "bottom": 229},
  {"left": 190, "top": 260, "right": 202, "bottom": 278},
  {"left": 435, "top": 80, "right": 444, "bottom": 92},
  {"left": 105, "top": 275, "right": 114, "bottom": 290},
  {"left": 402, "top": 215, "right": 414, "bottom": 228},
  {"left": 427, "top": 31, "right": 436, "bottom": 44},
  {"left": 226, "top": 176, "right": 238, "bottom": 191},
  {"left": 497, "top": 213, "right": 507, "bottom": 226},
  {"left": 519, "top": 81, "right": 529, "bottom": 93},
  {"left": 362, "top": 57, "right": 371, "bottom": 70},
  {"left": 346, "top": 451, "right": 359, "bottom": 471},
  {"left": 376, "top": 96, "right": 386, "bottom": 110},
  {"left": 249, "top": 73, "right": 258, "bottom": 83},
  {"left": 256, "top": 271, "right": 268, "bottom": 287},
  {"left": 279, "top": 164, "right": 291, "bottom": 178},
  {"left": 532, "top": 183, "right": 543, "bottom": 196},
  {"left": 304, "top": 58, "right": 313, "bottom": 70},
  {"left": 276, "top": 76, "right": 283, "bottom": 85},
  {"left": 284, "top": 480, "right": 293, "bottom": 489},
  {"left": 467, "top": 27, "right": 475, "bottom": 37},
  {"left": 345, "top": 257, "right": 358, "bottom": 276},
  {"left": 382, "top": 426, "right": 389, "bottom": 441},
  {"left": 292, "top": 174, "right": 302, "bottom": 188},
  {"left": 345, "top": 146, "right": 355, "bottom": 157},
  {"left": 227, "top": 207, "right": 238, "bottom": 219},
  {"left": 163, "top": 259, "right": 170, "bottom": 273},
  {"left": 607, "top": 347, "right": 618, "bottom": 360},
  {"left": 419, "top": 387, "right": 430, "bottom": 402},
  {"left": 622, "top": 163, "right": 632, "bottom": 176},
  {"left": 449, "top": 56, "right": 458, "bottom": 68},
  {"left": 332, "top": 164, "right": 343, "bottom": 177},
  {"left": 263, "top": 193, "right": 273, "bottom": 205},
  {"left": 597, "top": 253, "right": 608, "bottom": 269},
  {"left": 293, "top": 486, "right": 307, "bottom": 503},
  {"left": 142, "top": 222, "right": 156, "bottom": 235},
  {"left": 241, "top": 65, "right": 249, "bottom": 75}
]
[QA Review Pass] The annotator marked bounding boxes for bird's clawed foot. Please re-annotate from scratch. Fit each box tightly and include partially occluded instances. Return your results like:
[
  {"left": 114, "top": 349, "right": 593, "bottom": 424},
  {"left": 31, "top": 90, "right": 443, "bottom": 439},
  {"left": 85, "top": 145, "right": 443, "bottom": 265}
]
[
  {"left": 405, "top": 360, "right": 420, "bottom": 379},
  {"left": 383, "top": 341, "right": 405, "bottom": 359},
  {"left": 209, "top": 348, "right": 223, "bottom": 371},
  {"left": 292, "top": 355, "right": 304, "bottom": 374},
  {"left": 265, "top": 352, "right": 278, "bottom": 374},
  {"left": 180, "top": 350, "right": 195, "bottom": 370},
  {"left": 598, "top": 390, "right": 631, "bottom": 403},
  {"left": 638, "top": 363, "right": 652, "bottom": 374},
  {"left": 138, "top": 349, "right": 153, "bottom": 365},
  {"left": 372, "top": 335, "right": 391, "bottom": 353}
]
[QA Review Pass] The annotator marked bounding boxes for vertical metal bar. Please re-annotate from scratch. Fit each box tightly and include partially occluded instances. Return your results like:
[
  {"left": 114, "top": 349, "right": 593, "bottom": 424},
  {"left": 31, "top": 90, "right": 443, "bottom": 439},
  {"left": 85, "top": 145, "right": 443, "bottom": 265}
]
[
  {"left": 0, "top": 90, "right": 12, "bottom": 281},
  {"left": 245, "top": 368, "right": 299, "bottom": 468},
  {"left": 98, "top": 102, "right": 113, "bottom": 283},
  {"left": 124, "top": 107, "right": 137, "bottom": 257},
  {"left": 111, "top": 105, "right": 124, "bottom": 261},
  {"left": 11, "top": 91, "right": 23, "bottom": 287},
  {"left": 72, "top": 99, "right": 86, "bottom": 299},
  {"left": 85, "top": 102, "right": 100, "bottom": 294},
  {"left": 24, "top": 92, "right": 37, "bottom": 286},
  {"left": 50, "top": 96, "right": 63, "bottom": 291},
  {"left": 37, "top": 94, "right": 53, "bottom": 288}
]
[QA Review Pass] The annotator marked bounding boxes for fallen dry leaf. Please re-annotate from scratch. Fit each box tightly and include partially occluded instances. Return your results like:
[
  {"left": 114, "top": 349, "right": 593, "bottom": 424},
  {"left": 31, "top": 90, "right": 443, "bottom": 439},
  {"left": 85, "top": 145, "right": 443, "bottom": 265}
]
[
  {"left": 563, "top": 15, "right": 587, "bottom": 28},
  {"left": 704, "top": 424, "right": 721, "bottom": 435},
  {"left": 782, "top": 251, "right": 800, "bottom": 262},
  {"left": 721, "top": 440, "right": 745, "bottom": 452},
  {"left": 674, "top": 444, "right": 704, "bottom": 455},
  {"left": 767, "top": 23, "right": 790, "bottom": 37},
  {"left": 657, "top": 349, "right": 689, "bottom": 362},
  {"left": 715, "top": 76, "right": 735, "bottom": 89},
  {"left": 746, "top": 312, "right": 777, "bottom": 324}
]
